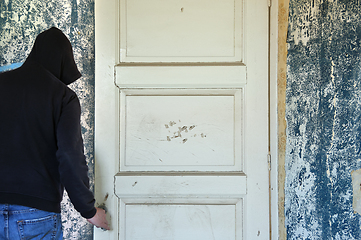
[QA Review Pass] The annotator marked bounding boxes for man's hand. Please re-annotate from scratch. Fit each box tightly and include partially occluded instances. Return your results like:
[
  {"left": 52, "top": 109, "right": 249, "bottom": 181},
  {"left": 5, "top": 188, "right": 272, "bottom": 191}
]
[{"left": 87, "top": 207, "right": 110, "bottom": 230}]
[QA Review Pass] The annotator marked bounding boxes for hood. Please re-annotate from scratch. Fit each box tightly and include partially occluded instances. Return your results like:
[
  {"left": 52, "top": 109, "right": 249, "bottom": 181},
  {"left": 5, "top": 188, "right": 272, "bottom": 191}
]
[{"left": 25, "top": 27, "right": 81, "bottom": 85}]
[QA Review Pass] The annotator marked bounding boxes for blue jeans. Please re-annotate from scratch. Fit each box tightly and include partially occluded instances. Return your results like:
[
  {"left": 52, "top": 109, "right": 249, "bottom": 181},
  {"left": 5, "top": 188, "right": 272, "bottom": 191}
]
[{"left": 0, "top": 204, "right": 62, "bottom": 240}]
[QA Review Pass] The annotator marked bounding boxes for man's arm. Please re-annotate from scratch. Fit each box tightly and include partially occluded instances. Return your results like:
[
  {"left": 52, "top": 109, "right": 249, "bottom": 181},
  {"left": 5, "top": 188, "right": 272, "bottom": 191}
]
[{"left": 56, "top": 93, "right": 96, "bottom": 217}]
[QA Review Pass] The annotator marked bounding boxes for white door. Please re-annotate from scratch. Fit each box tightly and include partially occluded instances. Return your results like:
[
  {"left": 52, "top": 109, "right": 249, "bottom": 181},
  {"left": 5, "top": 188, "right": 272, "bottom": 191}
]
[{"left": 94, "top": 0, "right": 270, "bottom": 239}]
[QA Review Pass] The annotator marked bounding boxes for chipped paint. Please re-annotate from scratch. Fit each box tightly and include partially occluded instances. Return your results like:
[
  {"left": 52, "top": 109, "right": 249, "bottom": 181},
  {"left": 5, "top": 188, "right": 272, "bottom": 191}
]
[
  {"left": 286, "top": 0, "right": 361, "bottom": 239},
  {"left": 164, "top": 120, "right": 208, "bottom": 144},
  {"left": 352, "top": 169, "right": 361, "bottom": 215},
  {"left": 0, "top": 0, "right": 95, "bottom": 239}
]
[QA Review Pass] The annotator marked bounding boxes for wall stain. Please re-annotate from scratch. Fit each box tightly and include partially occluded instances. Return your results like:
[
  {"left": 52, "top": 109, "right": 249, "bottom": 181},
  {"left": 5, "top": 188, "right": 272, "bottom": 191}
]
[
  {"left": 286, "top": 0, "right": 361, "bottom": 239},
  {"left": 278, "top": 0, "right": 290, "bottom": 238}
]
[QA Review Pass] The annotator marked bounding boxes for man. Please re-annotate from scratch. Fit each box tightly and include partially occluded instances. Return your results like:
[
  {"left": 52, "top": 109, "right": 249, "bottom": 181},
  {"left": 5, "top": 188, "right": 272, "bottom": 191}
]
[{"left": 0, "top": 27, "right": 109, "bottom": 239}]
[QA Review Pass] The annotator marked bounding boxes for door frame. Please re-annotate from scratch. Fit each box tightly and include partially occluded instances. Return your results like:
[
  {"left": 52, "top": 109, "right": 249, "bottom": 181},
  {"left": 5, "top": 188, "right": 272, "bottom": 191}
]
[{"left": 269, "top": 0, "right": 280, "bottom": 239}]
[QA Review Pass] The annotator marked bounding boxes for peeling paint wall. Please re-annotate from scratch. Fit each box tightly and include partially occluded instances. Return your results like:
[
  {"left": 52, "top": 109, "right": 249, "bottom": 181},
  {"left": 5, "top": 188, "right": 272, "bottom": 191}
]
[
  {"left": 278, "top": 0, "right": 289, "bottom": 239},
  {"left": 286, "top": 0, "right": 361, "bottom": 239},
  {"left": 0, "top": 0, "right": 95, "bottom": 239}
]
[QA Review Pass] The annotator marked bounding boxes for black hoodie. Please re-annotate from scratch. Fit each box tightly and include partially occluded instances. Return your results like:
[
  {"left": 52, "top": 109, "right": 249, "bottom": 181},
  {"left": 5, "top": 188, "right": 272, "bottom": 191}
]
[{"left": 0, "top": 27, "right": 96, "bottom": 219}]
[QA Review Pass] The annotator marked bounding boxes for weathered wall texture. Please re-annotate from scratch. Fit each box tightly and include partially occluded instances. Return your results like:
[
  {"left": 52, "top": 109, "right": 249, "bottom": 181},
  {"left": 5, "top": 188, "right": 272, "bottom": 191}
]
[
  {"left": 0, "top": 0, "right": 95, "bottom": 239},
  {"left": 278, "top": 0, "right": 289, "bottom": 239},
  {"left": 286, "top": 0, "right": 361, "bottom": 239}
]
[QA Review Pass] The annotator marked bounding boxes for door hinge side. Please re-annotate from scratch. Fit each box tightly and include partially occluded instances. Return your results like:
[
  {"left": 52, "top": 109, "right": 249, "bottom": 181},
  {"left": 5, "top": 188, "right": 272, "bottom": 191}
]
[{"left": 267, "top": 154, "right": 272, "bottom": 171}]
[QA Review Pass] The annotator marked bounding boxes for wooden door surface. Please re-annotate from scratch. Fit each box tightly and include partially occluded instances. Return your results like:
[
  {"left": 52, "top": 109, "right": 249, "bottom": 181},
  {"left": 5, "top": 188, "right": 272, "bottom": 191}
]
[{"left": 95, "top": 0, "right": 270, "bottom": 239}]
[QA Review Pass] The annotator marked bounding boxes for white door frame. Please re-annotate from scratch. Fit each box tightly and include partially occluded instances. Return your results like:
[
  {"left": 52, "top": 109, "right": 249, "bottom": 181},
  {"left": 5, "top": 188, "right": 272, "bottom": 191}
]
[{"left": 269, "top": 0, "right": 280, "bottom": 239}]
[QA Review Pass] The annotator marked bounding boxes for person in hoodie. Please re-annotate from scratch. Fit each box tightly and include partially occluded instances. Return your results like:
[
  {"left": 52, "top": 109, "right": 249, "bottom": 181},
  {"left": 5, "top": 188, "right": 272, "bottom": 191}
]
[{"left": 0, "top": 27, "right": 109, "bottom": 239}]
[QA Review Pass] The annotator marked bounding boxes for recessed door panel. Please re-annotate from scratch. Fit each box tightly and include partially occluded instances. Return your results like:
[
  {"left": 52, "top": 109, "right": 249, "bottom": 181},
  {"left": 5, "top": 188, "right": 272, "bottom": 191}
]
[
  {"left": 120, "top": 0, "right": 243, "bottom": 62},
  {"left": 121, "top": 89, "right": 243, "bottom": 171},
  {"left": 121, "top": 201, "right": 242, "bottom": 240}
]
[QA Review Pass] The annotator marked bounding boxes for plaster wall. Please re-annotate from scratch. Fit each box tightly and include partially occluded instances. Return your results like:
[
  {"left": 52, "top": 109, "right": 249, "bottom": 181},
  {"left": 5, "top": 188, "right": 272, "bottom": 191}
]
[
  {"left": 285, "top": 0, "right": 361, "bottom": 239},
  {"left": 0, "top": 0, "right": 95, "bottom": 239}
]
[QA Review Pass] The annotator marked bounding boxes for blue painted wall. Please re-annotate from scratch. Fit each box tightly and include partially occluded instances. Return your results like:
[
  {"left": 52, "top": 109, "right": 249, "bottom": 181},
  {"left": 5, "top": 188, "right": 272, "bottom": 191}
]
[
  {"left": 0, "top": 0, "right": 95, "bottom": 239},
  {"left": 286, "top": 0, "right": 361, "bottom": 239}
]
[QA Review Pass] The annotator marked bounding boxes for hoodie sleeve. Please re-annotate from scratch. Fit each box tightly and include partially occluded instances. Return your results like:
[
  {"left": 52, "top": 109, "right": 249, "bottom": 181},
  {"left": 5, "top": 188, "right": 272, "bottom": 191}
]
[{"left": 55, "top": 90, "right": 97, "bottom": 219}]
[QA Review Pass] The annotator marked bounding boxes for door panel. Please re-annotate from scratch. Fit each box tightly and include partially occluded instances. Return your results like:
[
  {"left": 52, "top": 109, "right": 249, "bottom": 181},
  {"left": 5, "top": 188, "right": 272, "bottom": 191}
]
[
  {"left": 120, "top": 0, "right": 243, "bottom": 62},
  {"left": 115, "top": 65, "right": 247, "bottom": 89},
  {"left": 115, "top": 174, "right": 246, "bottom": 197},
  {"left": 120, "top": 89, "right": 243, "bottom": 171},
  {"left": 121, "top": 200, "right": 242, "bottom": 240},
  {"left": 95, "top": 0, "right": 269, "bottom": 239}
]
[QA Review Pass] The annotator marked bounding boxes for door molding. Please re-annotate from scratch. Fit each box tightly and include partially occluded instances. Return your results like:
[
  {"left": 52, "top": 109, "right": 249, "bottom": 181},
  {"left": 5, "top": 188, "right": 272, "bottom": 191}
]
[{"left": 269, "top": 0, "right": 280, "bottom": 239}]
